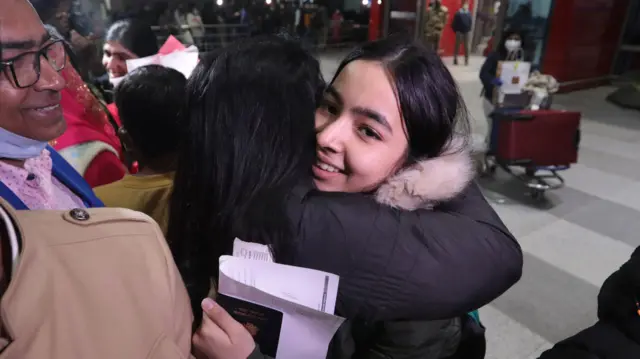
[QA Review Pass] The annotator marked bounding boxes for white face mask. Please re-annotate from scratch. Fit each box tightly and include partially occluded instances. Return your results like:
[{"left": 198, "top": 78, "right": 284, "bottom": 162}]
[
  {"left": 505, "top": 39, "right": 521, "bottom": 52},
  {"left": 0, "top": 126, "right": 47, "bottom": 160}
]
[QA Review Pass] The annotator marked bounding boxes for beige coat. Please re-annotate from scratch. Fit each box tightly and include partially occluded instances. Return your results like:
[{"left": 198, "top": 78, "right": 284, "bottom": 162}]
[{"left": 0, "top": 199, "right": 193, "bottom": 358}]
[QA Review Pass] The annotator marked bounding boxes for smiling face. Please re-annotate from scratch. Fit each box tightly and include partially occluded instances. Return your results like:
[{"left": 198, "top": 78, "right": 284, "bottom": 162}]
[
  {"left": 313, "top": 60, "right": 409, "bottom": 193},
  {"left": 102, "top": 41, "right": 138, "bottom": 79},
  {"left": 0, "top": 0, "right": 67, "bottom": 142}
]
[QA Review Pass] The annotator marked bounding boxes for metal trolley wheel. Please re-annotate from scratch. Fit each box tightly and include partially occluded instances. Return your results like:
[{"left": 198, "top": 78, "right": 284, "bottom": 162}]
[
  {"left": 480, "top": 155, "right": 497, "bottom": 177},
  {"left": 530, "top": 189, "right": 545, "bottom": 201}
]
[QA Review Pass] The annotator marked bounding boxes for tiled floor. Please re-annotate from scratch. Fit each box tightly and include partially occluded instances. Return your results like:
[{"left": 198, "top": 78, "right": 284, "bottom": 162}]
[{"left": 318, "top": 52, "right": 640, "bottom": 358}]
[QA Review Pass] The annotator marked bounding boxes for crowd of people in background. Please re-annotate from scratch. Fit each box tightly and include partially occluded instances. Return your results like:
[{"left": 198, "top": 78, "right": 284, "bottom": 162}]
[{"left": 107, "top": 0, "right": 368, "bottom": 51}]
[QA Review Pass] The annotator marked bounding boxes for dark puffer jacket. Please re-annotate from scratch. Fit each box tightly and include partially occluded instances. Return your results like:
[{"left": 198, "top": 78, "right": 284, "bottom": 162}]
[
  {"left": 287, "top": 179, "right": 521, "bottom": 322},
  {"left": 538, "top": 246, "right": 640, "bottom": 359}
]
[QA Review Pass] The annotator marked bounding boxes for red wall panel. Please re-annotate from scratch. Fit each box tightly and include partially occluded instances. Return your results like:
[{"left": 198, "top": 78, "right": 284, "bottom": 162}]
[
  {"left": 368, "top": 0, "right": 382, "bottom": 40},
  {"left": 542, "top": 0, "right": 630, "bottom": 84},
  {"left": 368, "top": 0, "right": 474, "bottom": 56}
]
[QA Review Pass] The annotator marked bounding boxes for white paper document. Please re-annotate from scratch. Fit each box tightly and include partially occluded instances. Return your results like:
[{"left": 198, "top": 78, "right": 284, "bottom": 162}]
[
  {"left": 125, "top": 47, "right": 199, "bottom": 79},
  {"left": 232, "top": 238, "right": 275, "bottom": 262},
  {"left": 498, "top": 60, "right": 532, "bottom": 95},
  {"left": 218, "top": 253, "right": 345, "bottom": 359}
]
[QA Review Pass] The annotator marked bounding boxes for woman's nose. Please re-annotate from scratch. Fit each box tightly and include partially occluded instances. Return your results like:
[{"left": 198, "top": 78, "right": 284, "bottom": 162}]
[
  {"left": 104, "top": 57, "right": 120, "bottom": 72},
  {"left": 317, "top": 117, "right": 347, "bottom": 153},
  {"left": 103, "top": 57, "right": 113, "bottom": 70}
]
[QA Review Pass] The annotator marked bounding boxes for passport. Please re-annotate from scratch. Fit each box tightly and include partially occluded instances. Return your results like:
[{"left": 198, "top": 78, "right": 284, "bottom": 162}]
[{"left": 216, "top": 293, "right": 283, "bottom": 358}]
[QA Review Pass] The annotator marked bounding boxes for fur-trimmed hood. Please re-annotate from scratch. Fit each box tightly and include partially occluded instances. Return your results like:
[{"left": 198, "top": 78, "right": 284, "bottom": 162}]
[{"left": 375, "top": 137, "right": 474, "bottom": 210}]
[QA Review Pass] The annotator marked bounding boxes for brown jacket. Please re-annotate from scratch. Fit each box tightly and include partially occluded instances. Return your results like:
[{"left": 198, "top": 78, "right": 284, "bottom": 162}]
[{"left": 0, "top": 200, "right": 193, "bottom": 358}]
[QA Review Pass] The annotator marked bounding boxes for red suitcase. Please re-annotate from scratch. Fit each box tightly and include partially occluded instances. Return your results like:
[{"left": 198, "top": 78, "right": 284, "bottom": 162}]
[{"left": 493, "top": 110, "right": 581, "bottom": 167}]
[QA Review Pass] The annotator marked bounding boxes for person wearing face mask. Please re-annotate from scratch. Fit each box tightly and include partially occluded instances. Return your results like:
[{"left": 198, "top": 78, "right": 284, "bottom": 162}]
[
  {"left": 452, "top": 0, "right": 472, "bottom": 66},
  {"left": 0, "top": 1, "right": 104, "bottom": 210},
  {"left": 478, "top": 28, "right": 528, "bottom": 152}
]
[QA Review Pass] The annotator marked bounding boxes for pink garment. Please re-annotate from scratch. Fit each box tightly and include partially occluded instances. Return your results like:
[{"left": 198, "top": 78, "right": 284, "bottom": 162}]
[{"left": 0, "top": 150, "right": 85, "bottom": 210}]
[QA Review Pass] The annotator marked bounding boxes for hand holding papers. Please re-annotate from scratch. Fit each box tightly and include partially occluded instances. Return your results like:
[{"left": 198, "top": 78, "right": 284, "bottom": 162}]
[{"left": 216, "top": 239, "right": 345, "bottom": 359}]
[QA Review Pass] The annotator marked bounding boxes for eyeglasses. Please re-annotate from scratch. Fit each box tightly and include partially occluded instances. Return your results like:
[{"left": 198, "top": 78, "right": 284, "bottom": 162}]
[{"left": 0, "top": 40, "right": 66, "bottom": 89}]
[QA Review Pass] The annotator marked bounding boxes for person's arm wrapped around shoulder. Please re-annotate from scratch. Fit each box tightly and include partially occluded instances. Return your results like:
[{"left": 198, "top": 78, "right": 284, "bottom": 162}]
[{"left": 290, "top": 182, "right": 522, "bottom": 321}]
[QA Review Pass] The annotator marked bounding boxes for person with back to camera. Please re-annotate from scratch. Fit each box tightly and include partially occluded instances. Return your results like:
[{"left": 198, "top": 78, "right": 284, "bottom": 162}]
[
  {"left": 168, "top": 34, "right": 522, "bottom": 359},
  {"left": 94, "top": 65, "right": 186, "bottom": 235},
  {"left": 536, "top": 246, "right": 640, "bottom": 359}
]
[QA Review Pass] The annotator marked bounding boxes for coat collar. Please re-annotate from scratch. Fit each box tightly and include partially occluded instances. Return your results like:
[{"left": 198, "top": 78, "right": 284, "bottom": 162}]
[{"left": 374, "top": 136, "right": 474, "bottom": 210}]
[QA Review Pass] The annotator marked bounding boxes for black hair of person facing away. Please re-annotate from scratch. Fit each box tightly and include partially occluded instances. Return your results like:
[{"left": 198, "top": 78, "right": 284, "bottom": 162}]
[
  {"left": 331, "top": 33, "right": 471, "bottom": 163},
  {"left": 105, "top": 19, "right": 159, "bottom": 58},
  {"left": 167, "top": 35, "right": 325, "bottom": 329},
  {"left": 114, "top": 65, "right": 186, "bottom": 171}
]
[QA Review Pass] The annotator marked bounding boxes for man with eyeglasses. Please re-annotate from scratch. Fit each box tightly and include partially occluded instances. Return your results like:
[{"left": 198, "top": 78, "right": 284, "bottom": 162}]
[
  {"left": 0, "top": 2, "right": 194, "bottom": 358},
  {"left": 0, "top": 0, "right": 103, "bottom": 209}
]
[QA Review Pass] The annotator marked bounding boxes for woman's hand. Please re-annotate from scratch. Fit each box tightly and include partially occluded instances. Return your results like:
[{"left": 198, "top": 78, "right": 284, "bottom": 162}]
[{"left": 192, "top": 298, "right": 256, "bottom": 359}]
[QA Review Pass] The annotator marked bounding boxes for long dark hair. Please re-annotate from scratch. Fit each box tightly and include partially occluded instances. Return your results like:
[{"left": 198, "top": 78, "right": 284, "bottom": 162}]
[
  {"left": 167, "top": 35, "right": 324, "bottom": 328},
  {"left": 332, "top": 34, "right": 470, "bottom": 161}
]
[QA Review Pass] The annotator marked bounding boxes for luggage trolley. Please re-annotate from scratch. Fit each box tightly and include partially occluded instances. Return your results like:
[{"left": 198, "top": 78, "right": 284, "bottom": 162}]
[{"left": 481, "top": 108, "right": 582, "bottom": 200}]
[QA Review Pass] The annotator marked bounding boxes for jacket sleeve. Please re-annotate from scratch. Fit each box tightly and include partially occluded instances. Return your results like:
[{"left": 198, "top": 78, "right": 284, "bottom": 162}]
[
  {"left": 290, "top": 182, "right": 522, "bottom": 321},
  {"left": 479, "top": 52, "right": 499, "bottom": 96},
  {"left": 247, "top": 344, "right": 271, "bottom": 359}
]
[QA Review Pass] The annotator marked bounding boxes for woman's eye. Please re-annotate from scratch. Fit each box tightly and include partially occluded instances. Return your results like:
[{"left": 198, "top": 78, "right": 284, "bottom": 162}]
[
  {"left": 324, "top": 103, "right": 339, "bottom": 115},
  {"left": 319, "top": 102, "right": 339, "bottom": 117},
  {"left": 359, "top": 126, "right": 381, "bottom": 140}
]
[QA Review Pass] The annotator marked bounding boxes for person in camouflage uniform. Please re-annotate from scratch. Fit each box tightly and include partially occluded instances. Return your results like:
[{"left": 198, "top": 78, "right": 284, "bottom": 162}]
[{"left": 423, "top": 0, "right": 448, "bottom": 52}]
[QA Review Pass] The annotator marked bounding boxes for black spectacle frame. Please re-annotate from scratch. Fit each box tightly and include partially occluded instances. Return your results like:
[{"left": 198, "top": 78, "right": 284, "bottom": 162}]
[{"left": 0, "top": 39, "right": 66, "bottom": 89}]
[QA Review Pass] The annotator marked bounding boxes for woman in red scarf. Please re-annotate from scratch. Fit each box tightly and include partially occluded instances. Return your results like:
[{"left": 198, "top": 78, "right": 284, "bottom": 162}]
[
  {"left": 46, "top": 25, "right": 127, "bottom": 187},
  {"left": 55, "top": 59, "right": 126, "bottom": 187}
]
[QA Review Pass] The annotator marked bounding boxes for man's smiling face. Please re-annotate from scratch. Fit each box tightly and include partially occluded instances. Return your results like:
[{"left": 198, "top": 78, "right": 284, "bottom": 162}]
[{"left": 0, "top": 0, "right": 67, "bottom": 142}]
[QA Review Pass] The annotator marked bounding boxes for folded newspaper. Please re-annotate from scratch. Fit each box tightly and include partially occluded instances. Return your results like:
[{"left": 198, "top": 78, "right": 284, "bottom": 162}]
[{"left": 217, "top": 239, "right": 345, "bottom": 359}]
